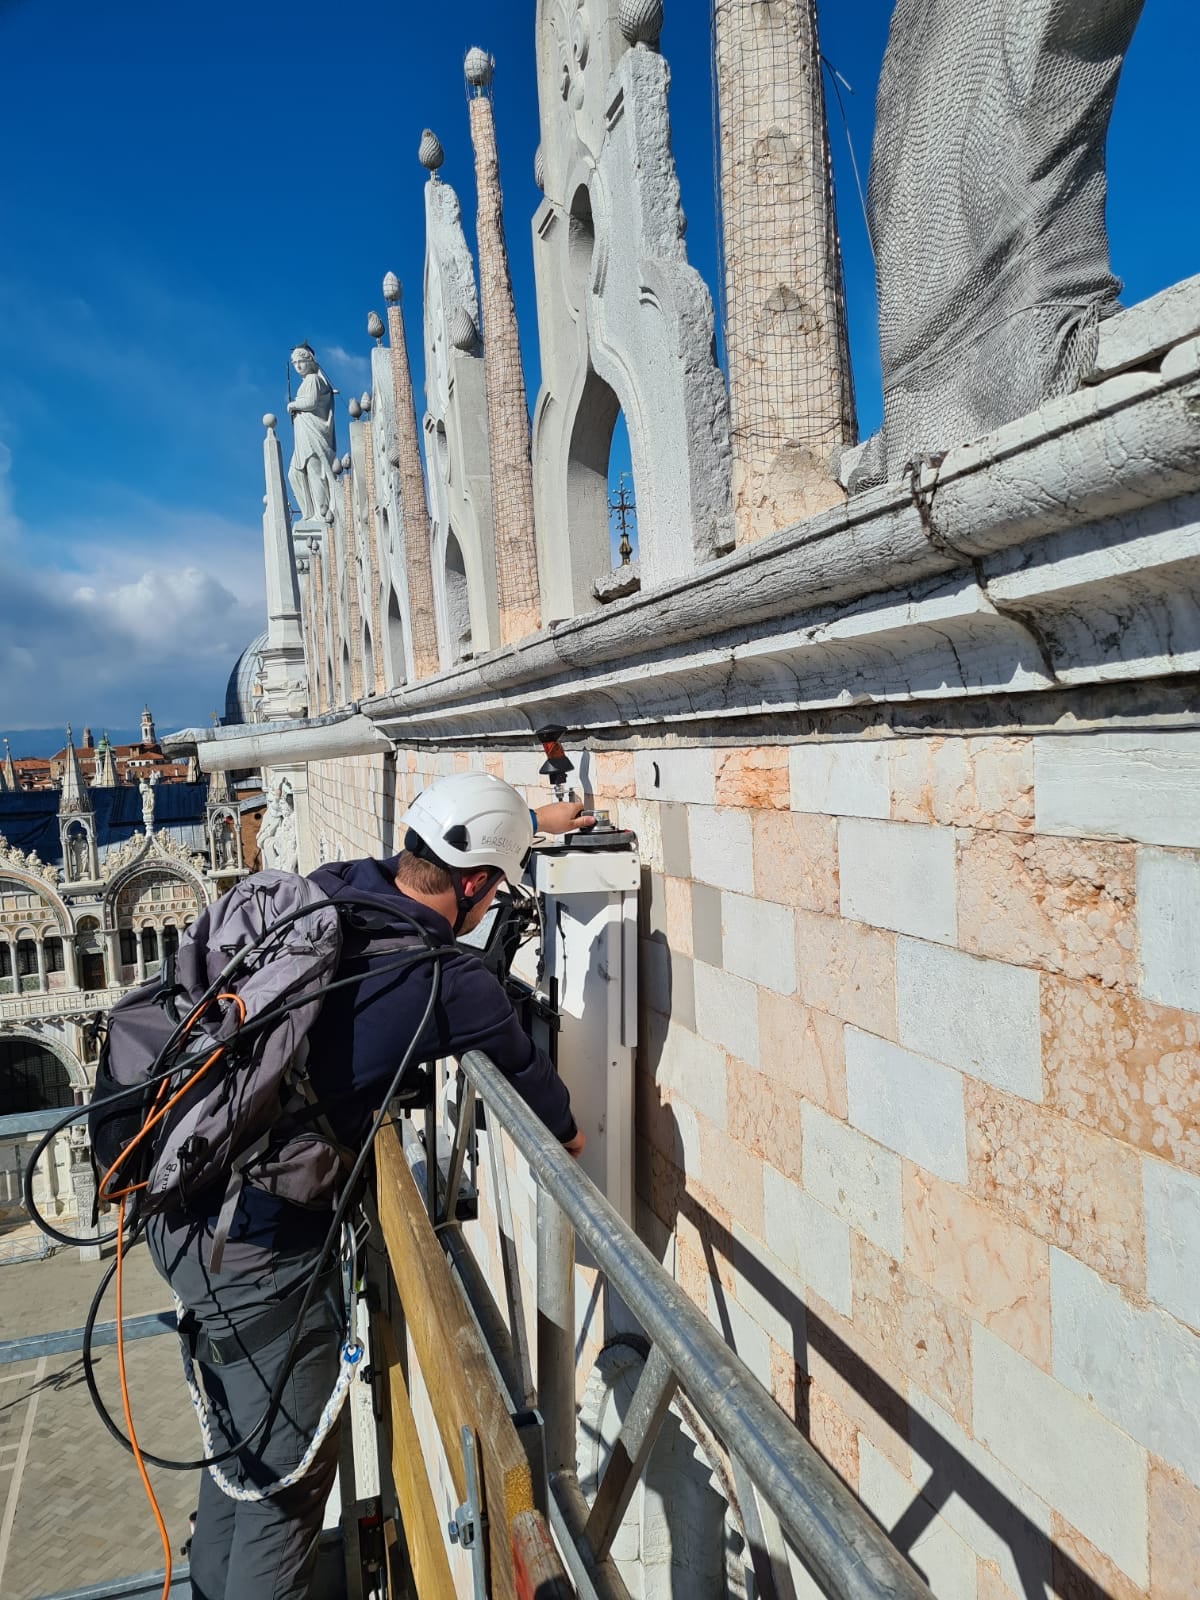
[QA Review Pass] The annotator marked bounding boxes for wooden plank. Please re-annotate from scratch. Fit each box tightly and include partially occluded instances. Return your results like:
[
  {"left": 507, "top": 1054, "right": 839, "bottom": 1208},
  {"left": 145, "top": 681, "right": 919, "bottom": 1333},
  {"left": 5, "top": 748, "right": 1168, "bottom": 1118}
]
[
  {"left": 377, "top": 1122, "right": 534, "bottom": 1600},
  {"left": 377, "top": 1313, "right": 457, "bottom": 1600}
]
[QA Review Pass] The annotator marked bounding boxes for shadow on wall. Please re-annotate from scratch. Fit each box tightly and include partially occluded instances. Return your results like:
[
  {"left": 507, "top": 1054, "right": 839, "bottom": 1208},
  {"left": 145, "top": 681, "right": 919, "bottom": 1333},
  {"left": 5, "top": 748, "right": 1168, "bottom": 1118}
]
[
  {"left": 639, "top": 1064, "right": 1125, "bottom": 1600},
  {"left": 379, "top": 754, "right": 398, "bottom": 854}
]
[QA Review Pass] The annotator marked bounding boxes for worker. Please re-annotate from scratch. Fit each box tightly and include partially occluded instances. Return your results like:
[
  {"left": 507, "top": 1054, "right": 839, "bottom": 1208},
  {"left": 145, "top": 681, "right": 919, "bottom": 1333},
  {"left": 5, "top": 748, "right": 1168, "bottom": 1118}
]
[{"left": 146, "top": 774, "right": 590, "bottom": 1600}]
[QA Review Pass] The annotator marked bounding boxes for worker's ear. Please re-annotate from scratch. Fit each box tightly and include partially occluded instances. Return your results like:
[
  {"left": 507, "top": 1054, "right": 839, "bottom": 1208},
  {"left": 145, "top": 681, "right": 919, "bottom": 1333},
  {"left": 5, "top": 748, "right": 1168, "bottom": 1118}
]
[{"left": 463, "top": 868, "right": 496, "bottom": 898}]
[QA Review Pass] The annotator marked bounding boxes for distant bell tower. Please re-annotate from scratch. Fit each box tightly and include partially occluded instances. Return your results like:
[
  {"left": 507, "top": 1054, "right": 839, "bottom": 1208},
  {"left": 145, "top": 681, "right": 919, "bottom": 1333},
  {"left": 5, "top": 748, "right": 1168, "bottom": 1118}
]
[{"left": 141, "top": 705, "right": 156, "bottom": 745}]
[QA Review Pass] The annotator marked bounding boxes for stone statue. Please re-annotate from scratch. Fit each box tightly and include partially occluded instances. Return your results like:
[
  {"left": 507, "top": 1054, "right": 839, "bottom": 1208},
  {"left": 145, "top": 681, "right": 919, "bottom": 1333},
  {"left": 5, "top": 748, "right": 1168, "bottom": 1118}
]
[
  {"left": 257, "top": 778, "right": 298, "bottom": 874},
  {"left": 67, "top": 825, "right": 89, "bottom": 880},
  {"left": 287, "top": 344, "right": 337, "bottom": 525},
  {"left": 215, "top": 816, "right": 237, "bottom": 869},
  {"left": 139, "top": 774, "right": 157, "bottom": 834}
]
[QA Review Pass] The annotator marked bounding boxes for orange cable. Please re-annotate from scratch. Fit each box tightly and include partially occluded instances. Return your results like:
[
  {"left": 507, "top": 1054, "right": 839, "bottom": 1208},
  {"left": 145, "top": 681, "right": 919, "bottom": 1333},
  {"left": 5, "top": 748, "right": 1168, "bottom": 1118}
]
[
  {"left": 104, "top": 991, "right": 250, "bottom": 1598},
  {"left": 99, "top": 994, "right": 247, "bottom": 1202},
  {"left": 115, "top": 1196, "right": 173, "bottom": 1600}
]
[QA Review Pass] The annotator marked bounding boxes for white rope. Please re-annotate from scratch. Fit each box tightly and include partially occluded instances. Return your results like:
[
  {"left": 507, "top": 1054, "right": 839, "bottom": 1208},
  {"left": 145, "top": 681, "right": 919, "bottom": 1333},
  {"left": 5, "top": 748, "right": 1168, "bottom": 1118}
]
[{"left": 174, "top": 1293, "right": 362, "bottom": 1503}]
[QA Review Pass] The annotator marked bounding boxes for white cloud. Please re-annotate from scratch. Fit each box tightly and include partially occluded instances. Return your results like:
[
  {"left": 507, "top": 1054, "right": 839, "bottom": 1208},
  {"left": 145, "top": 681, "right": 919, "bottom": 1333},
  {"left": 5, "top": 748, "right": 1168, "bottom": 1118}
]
[
  {"left": 319, "top": 343, "right": 371, "bottom": 392},
  {"left": 0, "top": 439, "right": 267, "bottom": 731}
]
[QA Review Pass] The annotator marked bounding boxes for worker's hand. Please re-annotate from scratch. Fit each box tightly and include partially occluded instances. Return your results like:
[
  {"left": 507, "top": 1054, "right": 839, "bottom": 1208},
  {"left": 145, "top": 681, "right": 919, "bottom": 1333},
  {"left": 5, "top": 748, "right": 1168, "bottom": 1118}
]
[
  {"left": 535, "top": 800, "right": 596, "bottom": 835},
  {"left": 562, "top": 1128, "right": 586, "bottom": 1159}
]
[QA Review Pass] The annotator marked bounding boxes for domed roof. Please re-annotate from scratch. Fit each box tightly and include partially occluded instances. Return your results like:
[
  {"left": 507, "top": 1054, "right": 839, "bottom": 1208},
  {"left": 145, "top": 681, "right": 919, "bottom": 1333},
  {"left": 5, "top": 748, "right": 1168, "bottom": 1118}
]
[{"left": 224, "top": 632, "right": 269, "bottom": 726}]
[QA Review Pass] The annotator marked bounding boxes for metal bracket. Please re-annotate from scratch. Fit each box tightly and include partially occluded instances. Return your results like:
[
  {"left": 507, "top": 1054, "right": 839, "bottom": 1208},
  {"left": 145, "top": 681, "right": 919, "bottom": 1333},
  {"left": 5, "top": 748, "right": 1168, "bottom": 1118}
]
[
  {"left": 447, "top": 1424, "right": 488, "bottom": 1598},
  {"left": 512, "top": 1407, "right": 549, "bottom": 1519}
]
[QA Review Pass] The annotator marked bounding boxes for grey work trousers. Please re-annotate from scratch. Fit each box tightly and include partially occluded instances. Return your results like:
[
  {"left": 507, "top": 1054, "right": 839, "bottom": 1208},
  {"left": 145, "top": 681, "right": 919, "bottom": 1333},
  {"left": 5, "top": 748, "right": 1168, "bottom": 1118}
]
[{"left": 146, "top": 1215, "right": 344, "bottom": 1600}]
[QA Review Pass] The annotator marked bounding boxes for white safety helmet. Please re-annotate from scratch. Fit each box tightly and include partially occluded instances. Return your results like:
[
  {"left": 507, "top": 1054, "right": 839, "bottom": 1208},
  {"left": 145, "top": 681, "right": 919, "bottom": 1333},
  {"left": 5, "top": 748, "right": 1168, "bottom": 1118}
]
[{"left": 401, "top": 773, "right": 534, "bottom": 885}]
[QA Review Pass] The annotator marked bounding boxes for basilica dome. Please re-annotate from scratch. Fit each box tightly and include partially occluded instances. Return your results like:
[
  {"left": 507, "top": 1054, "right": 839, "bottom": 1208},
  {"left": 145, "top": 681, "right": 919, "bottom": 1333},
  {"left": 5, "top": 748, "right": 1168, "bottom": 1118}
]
[{"left": 223, "top": 632, "right": 269, "bottom": 726}]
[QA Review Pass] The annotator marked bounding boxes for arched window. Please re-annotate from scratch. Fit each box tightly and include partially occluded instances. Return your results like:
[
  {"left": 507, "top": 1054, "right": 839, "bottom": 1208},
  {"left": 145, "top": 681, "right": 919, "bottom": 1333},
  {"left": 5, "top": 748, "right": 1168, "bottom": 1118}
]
[
  {"left": 363, "top": 619, "right": 376, "bottom": 695},
  {"left": 0, "top": 1038, "right": 74, "bottom": 1113},
  {"left": 16, "top": 938, "right": 37, "bottom": 984},
  {"left": 387, "top": 587, "right": 407, "bottom": 688},
  {"left": 162, "top": 925, "right": 180, "bottom": 959},
  {"left": 76, "top": 915, "right": 107, "bottom": 990},
  {"left": 141, "top": 927, "right": 159, "bottom": 965},
  {"left": 44, "top": 937, "right": 64, "bottom": 974},
  {"left": 119, "top": 929, "right": 138, "bottom": 967},
  {"left": 444, "top": 530, "right": 472, "bottom": 663}
]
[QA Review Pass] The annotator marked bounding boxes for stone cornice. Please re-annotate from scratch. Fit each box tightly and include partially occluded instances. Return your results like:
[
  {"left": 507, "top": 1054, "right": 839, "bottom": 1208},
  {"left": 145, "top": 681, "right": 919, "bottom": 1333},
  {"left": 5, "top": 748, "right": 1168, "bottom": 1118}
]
[{"left": 354, "top": 340, "right": 1200, "bottom": 743}]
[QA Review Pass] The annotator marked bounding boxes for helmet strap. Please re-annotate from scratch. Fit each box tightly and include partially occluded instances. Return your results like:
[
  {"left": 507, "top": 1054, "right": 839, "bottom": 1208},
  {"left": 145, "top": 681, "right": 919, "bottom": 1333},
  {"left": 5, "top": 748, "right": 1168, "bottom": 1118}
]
[
  {"left": 404, "top": 829, "right": 502, "bottom": 933},
  {"left": 449, "top": 867, "right": 503, "bottom": 935}
]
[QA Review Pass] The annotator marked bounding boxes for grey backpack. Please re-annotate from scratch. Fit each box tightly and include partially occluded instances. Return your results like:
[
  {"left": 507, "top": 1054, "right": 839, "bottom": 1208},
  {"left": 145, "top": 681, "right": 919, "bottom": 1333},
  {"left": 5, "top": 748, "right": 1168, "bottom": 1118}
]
[{"left": 88, "top": 870, "right": 422, "bottom": 1264}]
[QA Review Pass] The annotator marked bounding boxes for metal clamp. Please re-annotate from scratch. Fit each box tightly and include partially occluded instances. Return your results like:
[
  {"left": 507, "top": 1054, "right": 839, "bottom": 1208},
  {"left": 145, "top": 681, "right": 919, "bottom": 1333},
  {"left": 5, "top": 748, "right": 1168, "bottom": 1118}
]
[{"left": 447, "top": 1424, "right": 488, "bottom": 1597}]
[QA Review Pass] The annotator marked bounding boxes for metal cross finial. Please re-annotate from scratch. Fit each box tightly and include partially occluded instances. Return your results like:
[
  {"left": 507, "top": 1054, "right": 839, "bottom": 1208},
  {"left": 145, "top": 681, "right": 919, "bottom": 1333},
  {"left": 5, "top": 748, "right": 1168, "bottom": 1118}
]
[{"left": 608, "top": 473, "right": 636, "bottom": 566}]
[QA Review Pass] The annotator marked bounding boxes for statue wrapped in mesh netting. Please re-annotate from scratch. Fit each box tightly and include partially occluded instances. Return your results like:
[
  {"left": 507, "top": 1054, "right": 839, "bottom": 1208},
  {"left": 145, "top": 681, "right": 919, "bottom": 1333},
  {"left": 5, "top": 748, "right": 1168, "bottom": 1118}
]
[{"left": 852, "top": 0, "right": 1145, "bottom": 490}]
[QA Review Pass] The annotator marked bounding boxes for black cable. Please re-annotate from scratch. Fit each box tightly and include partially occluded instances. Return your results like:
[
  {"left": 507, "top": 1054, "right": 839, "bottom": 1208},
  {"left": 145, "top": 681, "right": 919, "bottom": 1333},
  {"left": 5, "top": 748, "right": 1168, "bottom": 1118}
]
[
  {"left": 20, "top": 895, "right": 456, "bottom": 1248},
  {"left": 80, "top": 946, "right": 446, "bottom": 1473}
]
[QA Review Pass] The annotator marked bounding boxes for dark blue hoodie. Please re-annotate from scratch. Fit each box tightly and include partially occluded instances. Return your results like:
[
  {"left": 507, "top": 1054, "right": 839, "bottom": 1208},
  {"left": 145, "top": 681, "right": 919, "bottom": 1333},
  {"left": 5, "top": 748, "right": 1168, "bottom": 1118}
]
[{"left": 304, "top": 854, "right": 575, "bottom": 1147}]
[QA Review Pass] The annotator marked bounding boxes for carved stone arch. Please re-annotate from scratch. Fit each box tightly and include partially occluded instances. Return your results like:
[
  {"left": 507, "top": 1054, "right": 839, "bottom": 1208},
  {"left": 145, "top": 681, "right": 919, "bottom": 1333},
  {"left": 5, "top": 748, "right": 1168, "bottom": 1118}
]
[
  {"left": 422, "top": 171, "right": 500, "bottom": 668},
  {"left": 61, "top": 815, "right": 97, "bottom": 884},
  {"left": 531, "top": 19, "right": 731, "bottom": 610},
  {"left": 439, "top": 525, "right": 476, "bottom": 664},
  {"left": 385, "top": 586, "right": 407, "bottom": 688},
  {"left": 105, "top": 860, "right": 208, "bottom": 928},
  {"left": 0, "top": 867, "right": 71, "bottom": 933},
  {"left": 362, "top": 616, "right": 375, "bottom": 694},
  {"left": 0, "top": 1024, "right": 87, "bottom": 1088}
]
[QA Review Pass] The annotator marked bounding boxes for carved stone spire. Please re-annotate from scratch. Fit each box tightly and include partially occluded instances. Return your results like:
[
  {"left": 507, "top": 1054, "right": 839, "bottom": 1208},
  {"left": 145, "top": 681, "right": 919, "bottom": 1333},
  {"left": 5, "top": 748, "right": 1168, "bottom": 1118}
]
[
  {"left": 259, "top": 413, "right": 309, "bottom": 720},
  {"left": 384, "top": 270, "right": 440, "bottom": 680},
  {"left": 464, "top": 48, "right": 542, "bottom": 645},
  {"left": 58, "top": 726, "right": 92, "bottom": 815},
  {"left": 91, "top": 733, "right": 118, "bottom": 788},
  {"left": 59, "top": 726, "right": 98, "bottom": 883},
  {"left": 0, "top": 738, "right": 15, "bottom": 793}
]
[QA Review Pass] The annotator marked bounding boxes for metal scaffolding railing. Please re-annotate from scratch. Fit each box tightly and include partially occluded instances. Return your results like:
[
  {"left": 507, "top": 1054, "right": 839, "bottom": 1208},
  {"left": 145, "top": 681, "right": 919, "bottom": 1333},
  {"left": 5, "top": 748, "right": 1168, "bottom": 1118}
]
[{"left": 421, "top": 1050, "right": 934, "bottom": 1600}]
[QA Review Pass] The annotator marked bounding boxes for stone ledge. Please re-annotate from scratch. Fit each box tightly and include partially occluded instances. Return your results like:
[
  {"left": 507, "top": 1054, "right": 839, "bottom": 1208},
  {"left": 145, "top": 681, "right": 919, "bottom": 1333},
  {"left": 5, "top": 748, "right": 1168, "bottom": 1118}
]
[
  {"left": 358, "top": 341, "right": 1200, "bottom": 744},
  {"left": 1091, "top": 274, "right": 1200, "bottom": 382}
]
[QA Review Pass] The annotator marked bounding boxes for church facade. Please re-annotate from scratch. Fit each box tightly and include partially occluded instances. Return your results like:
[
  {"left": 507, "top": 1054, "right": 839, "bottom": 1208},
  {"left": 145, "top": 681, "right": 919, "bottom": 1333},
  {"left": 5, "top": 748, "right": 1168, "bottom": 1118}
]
[{"left": 0, "top": 729, "right": 247, "bottom": 1248}]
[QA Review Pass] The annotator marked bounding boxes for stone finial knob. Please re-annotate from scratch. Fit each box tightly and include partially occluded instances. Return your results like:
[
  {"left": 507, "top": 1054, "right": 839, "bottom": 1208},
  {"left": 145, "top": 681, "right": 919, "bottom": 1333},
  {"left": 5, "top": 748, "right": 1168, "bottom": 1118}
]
[
  {"left": 332, "top": 457, "right": 344, "bottom": 477},
  {"left": 418, "top": 128, "right": 445, "bottom": 170},
  {"left": 449, "top": 307, "right": 478, "bottom": 352},
  {"left": 341, "top": 453, "right": 352, "bottom": 471},
  {"left": 387, "top": 444, "right": 401, "bottom": 468},
  {"left": 263, "top": 413, "right": 278, "bottom": 429},
  {"left": 367, "top": 310, "right": 384, "bottom": 342},
  {"left": 618, "top": 0, "right": 663, "bottom": 46},
  {"left": 533, "top": 145, "right": 545, "bottom": 191},
  {"left": 464, "top": 46, "right": 494, "bottom": 87},
  {"left": 359, "top": 392, "right": 372, "bottom": 413},
  {"left": 348, "top": 398, "right": 362, "bottom": 419},
  {"left": 383, "top": 270, "right": 401, "bottom": 304}
]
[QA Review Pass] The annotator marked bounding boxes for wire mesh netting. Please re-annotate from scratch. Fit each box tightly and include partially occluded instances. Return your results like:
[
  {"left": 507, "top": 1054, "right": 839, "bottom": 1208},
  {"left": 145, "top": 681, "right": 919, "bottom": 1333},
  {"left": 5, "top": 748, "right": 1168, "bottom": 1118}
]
[
  {"left": 711, "top": 0, "right": 856, "bottom": 540},
  {"left": 469, "top": 91, "right": 542, "bottom": 644},
  {"left": 856, "top": 0, "right": 1146, "bottom": 489}
]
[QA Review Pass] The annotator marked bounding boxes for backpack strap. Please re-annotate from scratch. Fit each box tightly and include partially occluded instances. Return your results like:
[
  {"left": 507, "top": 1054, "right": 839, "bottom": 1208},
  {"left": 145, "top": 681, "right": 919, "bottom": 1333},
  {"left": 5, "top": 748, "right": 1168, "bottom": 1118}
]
[
  {"left": 210, "top": 927, "right": 432, "bottom": 1265},
  {"left": 209, "top": 1134, "right": 273, "bottom": 1273}
]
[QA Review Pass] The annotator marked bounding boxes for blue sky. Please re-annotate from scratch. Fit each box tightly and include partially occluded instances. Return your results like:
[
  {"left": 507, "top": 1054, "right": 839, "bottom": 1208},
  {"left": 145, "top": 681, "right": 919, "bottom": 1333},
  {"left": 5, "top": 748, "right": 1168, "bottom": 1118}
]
[{"left": 0, "top": 0, "right": 1195, "bottom": 748}]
